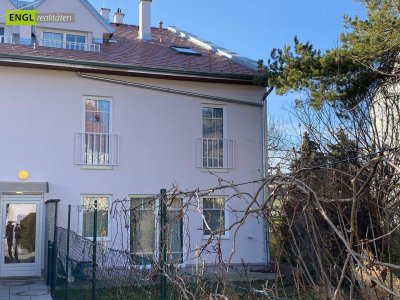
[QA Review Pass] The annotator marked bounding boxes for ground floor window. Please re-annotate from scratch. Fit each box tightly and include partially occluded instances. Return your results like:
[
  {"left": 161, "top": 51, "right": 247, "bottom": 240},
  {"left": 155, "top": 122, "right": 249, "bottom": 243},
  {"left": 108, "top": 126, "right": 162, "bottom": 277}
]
[
  {"left": 203, "top": 197, "right": 226, "bottom": 236},
  {"left": 130, "top": 196, "right": 183, "bottom": 265},
  {"left": 166, "top": 198, "right": 183, "bottom": 264},
  {"left": 82, "top": 195, "right": 110, "bottom": 240},
  {"left": 130, "top": 196, "right": 155, "bottom": 265}
]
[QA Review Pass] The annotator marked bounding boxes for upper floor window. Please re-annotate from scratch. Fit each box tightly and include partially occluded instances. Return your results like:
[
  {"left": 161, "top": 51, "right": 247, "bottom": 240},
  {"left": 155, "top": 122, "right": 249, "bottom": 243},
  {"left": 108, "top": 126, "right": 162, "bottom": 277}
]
[
  {"left": 203, "top": 107, "right": 224, "bottom": 139},
  {"left": 202, "top": 107, "right": 224, "bottom": 168},
  {"left": 40, "top": 31, "right": 99, "bottom": 52},
  {"left": 197, "top": 106, "right": 233, "bottom": 169},
  {"left": 74, "top": 97, "right": 119, "bottom": 166},
  {"left": 0, "top": 27, "right": 4, "bottom": 43},
  {"left": 66, "top": 34, "right": 86, "bottom": 50},
  {"left": 85, "top": 99, "right": 111, "bottom": 134},
  {"left": 43, "top": 32, "right": 62, "bottom": 48}
]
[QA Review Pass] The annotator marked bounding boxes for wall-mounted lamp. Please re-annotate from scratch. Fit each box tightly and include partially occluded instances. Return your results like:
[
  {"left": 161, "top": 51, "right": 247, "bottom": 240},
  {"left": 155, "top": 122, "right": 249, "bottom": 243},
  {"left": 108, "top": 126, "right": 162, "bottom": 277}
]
[{"left": 18, "top": 170, "right": 29, "bottom": 181}]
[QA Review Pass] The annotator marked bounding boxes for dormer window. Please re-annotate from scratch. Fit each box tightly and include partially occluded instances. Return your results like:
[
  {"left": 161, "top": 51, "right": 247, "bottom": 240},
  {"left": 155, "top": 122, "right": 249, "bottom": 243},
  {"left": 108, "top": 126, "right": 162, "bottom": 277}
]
[
  {"left": 66, "top": 34, "right": 86, "bottom": 50},
  {"left": 0, "top": 27, "right": 4, "bottom": 43},
  {"left": 40, "top": 31, "right": 95, "bottom": 51},
  {"left": 43, "top": 32, "right": 62, "bottom": 48}
]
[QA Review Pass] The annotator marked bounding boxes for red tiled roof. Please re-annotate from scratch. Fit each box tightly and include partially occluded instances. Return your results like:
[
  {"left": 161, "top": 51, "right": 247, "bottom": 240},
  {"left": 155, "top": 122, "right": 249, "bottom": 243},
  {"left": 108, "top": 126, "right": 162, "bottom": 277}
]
[{"left": 0, "top": 24, "right": 256, "bottom": 80}]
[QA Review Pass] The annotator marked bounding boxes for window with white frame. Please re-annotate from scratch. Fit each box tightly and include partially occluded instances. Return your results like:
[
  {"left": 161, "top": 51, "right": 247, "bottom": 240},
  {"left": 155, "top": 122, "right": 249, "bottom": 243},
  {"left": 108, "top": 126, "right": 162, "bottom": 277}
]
[
  {"left": 166, "top": 198, "right": 183, "bottom": 264},
  {"left": 200, "top": 106, "right": 233, "bottom": 169},
  {"left": 202, "top": 107, "right": 224, "bottom": 168},
  {"left": 0, "top": 27, "right": 5, "bottom": 43},
  {"left": 43, "top": 32, "right": 62, "bottom": 48},
  {"left": 66, "top": 34, "right": 86, "bottom": 50},
  {"left": 203, "top": 197, "right": 226, "bottom": 236},
  {"left": 82, "top": 196, "right": 110, "bottom": 240},
  {"left": 130, "top": 196, "right": 156, "bottom": 264},
  {"left": 130, "top": 196, "right": 183, "bottom": 265},
  {"left": 76, "top": 97, "right": 118, "bottom": 166},
  {"left": 42, "top": 31, "right": 87, "bottom": 50},
  {"left": 85, "top": 98, "right": 111, "bottom": 134}
]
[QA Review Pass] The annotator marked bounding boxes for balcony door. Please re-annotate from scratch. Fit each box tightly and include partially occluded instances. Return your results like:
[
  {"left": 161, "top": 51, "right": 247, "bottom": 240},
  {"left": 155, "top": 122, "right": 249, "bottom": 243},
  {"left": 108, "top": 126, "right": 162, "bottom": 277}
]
[{"left": 0, "top": 195, "right": 42, "bottom": 277}]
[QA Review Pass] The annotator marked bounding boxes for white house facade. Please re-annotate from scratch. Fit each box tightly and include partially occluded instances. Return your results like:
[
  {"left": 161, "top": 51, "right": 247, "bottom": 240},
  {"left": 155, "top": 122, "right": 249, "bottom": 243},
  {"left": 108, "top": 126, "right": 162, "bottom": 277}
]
[{"left": 0, "top": 0, "right": 267, "bottom": 278}]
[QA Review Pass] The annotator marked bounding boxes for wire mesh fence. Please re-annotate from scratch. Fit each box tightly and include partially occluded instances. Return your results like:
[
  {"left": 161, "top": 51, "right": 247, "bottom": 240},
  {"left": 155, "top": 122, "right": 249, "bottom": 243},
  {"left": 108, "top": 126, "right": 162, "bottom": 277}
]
[
  {"left": 54, "top": 227, "right": 163, "bottom": 299},
  {"left": 46, "top": 187, "right": 273, "bottom": 300}
]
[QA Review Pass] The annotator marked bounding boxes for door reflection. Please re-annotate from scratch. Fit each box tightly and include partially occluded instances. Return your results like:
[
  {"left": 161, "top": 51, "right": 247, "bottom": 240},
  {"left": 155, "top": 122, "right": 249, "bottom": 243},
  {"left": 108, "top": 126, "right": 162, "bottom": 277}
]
[{"left": 4, "top": 204, "right": 36, "bottom": 264}]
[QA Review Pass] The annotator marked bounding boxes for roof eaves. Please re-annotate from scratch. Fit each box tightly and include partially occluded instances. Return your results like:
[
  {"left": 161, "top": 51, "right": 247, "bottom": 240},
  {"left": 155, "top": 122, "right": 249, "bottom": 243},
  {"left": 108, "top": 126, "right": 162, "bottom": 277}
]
[
  {"left": 0, "top": 53, "right": 255, "bottom": 83},
  {"left": 168, "top": 26, "right": 259, "bottom": 71},
  {"left": 79, "top": 0, "right": 114, "bottom": 34}
]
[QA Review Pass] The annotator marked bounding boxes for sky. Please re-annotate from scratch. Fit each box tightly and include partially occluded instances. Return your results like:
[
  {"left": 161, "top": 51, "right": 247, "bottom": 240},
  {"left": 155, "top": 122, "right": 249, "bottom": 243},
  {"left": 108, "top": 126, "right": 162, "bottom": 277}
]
[{"left": 89, "top": 0, "right": 366, "bottom": 124}]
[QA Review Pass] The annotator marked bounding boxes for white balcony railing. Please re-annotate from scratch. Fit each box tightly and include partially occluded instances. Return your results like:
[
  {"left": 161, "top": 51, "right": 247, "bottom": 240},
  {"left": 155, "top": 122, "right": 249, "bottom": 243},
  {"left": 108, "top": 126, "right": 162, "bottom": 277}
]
[
  {"left": 38, "top": 39, "right": 101, "bottom": 52},
  {"left": 75, "top": 132, "right": 119, "bottom": 166},
  {"left": 0, "top": 36, "right": 101, "bottom": 52},
  {"left": 196, "top": 138, "right": 234, "bottom": 169}
]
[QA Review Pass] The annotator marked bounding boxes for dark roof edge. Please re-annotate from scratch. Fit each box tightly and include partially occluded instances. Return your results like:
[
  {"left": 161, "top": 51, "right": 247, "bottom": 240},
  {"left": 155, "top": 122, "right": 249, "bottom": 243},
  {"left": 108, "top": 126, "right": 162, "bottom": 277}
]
[
  {"left": 79, "top": 0, "right": 114, "bottom": 34},
  {"left": 0, "top": 54, "right": 257, "bottom": 84}
]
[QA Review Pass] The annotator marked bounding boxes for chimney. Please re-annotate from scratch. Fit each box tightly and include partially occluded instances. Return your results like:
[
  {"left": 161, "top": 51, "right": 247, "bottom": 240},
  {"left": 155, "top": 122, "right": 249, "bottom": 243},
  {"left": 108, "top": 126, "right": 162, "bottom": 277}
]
[
  {"left": 139, "top": 0, "right": 152, "bottom": 40},
  {"left": 113, "top": 8, "right": 124, "bottom": 24},
  {"left": 100, "top": 8, "right": 110, "bottom": 21},
  {"left": 159, "top": 21, "right": 163, "bottom": 32}
]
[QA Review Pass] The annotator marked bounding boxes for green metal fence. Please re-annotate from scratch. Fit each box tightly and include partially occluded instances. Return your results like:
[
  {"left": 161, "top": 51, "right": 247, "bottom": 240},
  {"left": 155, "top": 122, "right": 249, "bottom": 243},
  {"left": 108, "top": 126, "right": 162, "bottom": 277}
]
[{"left": 46, "top": 190, "right": 270, "bottom": 300}]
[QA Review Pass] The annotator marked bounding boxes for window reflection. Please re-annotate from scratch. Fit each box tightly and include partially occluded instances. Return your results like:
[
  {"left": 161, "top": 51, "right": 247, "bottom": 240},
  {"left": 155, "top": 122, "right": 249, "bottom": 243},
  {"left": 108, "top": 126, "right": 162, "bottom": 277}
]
[{"left": 4, "top": 204, "right": 36, "bottom": 264}]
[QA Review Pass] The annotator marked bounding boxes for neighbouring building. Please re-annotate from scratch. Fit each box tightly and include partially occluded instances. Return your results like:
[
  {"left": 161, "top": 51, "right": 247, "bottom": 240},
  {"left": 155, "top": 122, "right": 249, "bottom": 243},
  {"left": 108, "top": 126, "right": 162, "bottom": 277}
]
[{"left": 0, "top": 0, "right": 267, "bottom": 277}]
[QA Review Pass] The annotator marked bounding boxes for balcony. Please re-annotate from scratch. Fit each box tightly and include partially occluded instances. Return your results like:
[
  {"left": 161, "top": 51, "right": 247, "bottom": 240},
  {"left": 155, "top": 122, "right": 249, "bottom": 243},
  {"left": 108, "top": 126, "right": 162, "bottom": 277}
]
[
  {"left": 75, "top": 132, "right": 119, "bottom": 166},
  {"left": 196, "top": 138, "right": 234, "bottom": 169},
  {"left": 0, "top": 36, "right": 101, "bottom": 52},
  {"left": 37, "top": 39, "right": 101, "bottom": 52}
]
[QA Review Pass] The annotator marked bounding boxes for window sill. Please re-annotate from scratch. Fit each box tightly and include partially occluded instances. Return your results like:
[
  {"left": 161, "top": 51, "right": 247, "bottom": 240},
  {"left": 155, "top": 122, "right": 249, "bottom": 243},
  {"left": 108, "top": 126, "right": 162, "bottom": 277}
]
[
  {"left": 83, "top": 237, "right": 111, "bottom": 242},
  {"left": 200, "top": 168, "right": 230, "bottom": 173},
  {"left": 202, "top": 234, "right": 230, "bottom": 240},
  {"left": 81, "top": 165, "right": 114, "bottom": 170}
]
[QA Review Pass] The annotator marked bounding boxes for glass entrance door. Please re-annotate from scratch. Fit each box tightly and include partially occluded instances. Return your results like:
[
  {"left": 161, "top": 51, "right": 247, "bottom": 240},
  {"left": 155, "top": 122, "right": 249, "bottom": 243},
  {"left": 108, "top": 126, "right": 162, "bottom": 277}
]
[{"left": 0, "top": 195, "right": 42, "bottom": 277}]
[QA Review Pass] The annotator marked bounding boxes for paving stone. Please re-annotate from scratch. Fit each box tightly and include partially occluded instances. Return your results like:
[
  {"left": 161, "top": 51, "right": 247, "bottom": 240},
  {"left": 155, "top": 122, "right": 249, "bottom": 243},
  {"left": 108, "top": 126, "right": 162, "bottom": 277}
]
[{"left": 0, "top": 278, "right": 49, "bottom": 300}]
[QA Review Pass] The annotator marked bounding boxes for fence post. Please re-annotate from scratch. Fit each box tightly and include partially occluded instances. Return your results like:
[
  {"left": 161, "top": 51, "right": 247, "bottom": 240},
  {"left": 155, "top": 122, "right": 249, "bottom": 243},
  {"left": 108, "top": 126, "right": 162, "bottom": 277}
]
[
  {"left": 64, "top": 205, "right": 71, "bottom": 300},
  {"left": 159, "top": 189, "right": 168, "bottom": 300},
  {"left": 50, "top": 199, "right": 60, "bottom": 297},
  {"left": 92, "top": 199, "right": 98, "bottom": 300},
  {"left": 47, "top": 241, "right": 53, "bottom": 286}
]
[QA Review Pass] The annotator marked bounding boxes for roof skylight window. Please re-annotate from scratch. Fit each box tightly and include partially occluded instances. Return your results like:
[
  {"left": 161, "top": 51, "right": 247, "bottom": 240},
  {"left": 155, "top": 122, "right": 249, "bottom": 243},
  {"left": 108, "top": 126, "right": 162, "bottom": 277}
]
[{"left": 170, "top": 46, "right": 201, "bottom": 56}]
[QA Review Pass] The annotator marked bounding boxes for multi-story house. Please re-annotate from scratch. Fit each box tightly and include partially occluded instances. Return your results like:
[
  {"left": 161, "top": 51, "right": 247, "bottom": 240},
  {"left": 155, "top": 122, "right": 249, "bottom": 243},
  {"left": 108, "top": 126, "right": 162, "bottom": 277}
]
[{"left": 0, "top": 0, "right": 267, "bottom": 278}]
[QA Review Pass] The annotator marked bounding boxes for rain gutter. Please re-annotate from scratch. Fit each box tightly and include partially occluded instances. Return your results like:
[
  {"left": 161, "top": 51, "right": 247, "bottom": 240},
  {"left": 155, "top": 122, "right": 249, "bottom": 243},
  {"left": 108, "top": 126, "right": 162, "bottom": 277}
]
[{"left": 0, "top": 53, "right": 256, "bottom": 84}]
